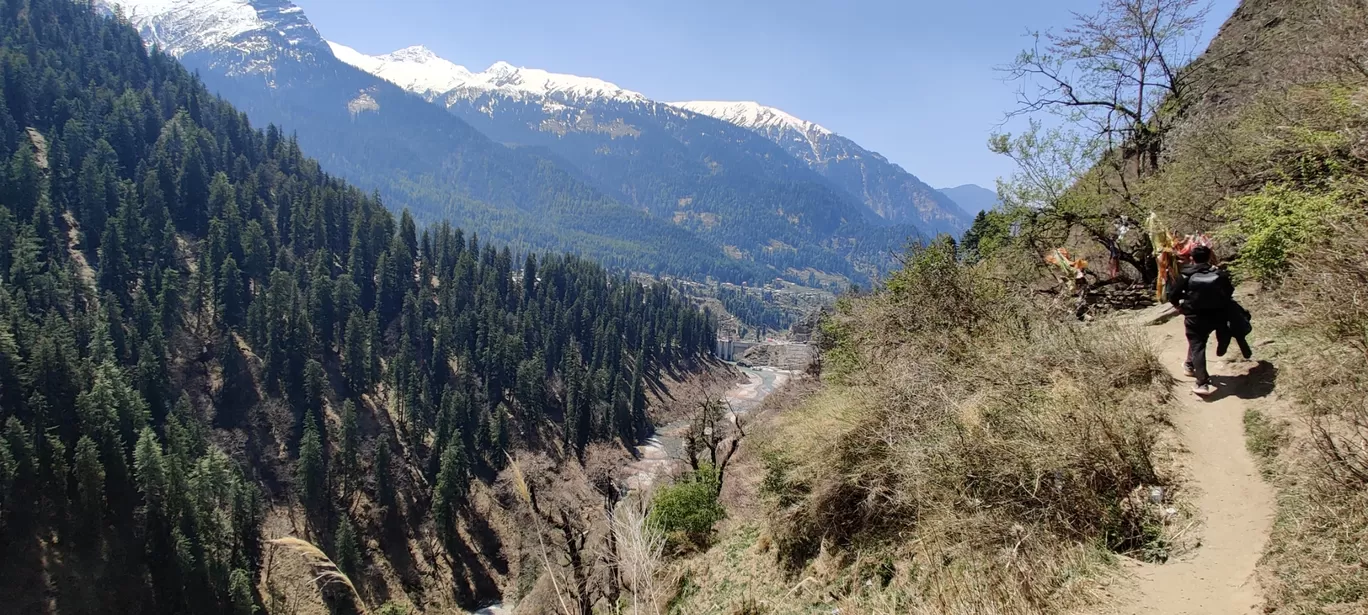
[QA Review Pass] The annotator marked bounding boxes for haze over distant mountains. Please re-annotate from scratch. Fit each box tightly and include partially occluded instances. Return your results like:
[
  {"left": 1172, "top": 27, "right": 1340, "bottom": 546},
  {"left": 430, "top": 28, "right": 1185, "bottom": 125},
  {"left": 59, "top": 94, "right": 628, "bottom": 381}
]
[
  {"left": 938, "top": 184, "right": 1000, "bottom": 214},
  {"left": 328, "top": 43, "right": 970, "bottom": 235},
  {"left": 103, "top": 0, "right": 970, "bottom": 284}
]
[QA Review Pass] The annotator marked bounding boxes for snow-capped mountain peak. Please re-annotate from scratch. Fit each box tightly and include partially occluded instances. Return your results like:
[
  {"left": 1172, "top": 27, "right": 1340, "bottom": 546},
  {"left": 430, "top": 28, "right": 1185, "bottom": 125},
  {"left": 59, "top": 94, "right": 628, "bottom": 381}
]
[
  {"left": 328, "top": 41, "right": 473, "bottom": 96},
  {"left": 387, "top": 45, "right": 441, "bottom": 63},
  {"left": 102, "top": 0, "right": 326, "bottom": 78},
  {"left": 668, "top": 101, "right": 833, "bottom": 138},
  {"left": 330, "top": 44, "right": 648, "bottom": 105}
]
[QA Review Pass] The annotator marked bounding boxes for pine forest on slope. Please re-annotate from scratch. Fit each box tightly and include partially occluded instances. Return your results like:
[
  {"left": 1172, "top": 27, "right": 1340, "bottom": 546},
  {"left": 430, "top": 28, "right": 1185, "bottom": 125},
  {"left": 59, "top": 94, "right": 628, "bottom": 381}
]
[
  {"left": 99, "top": 0, "right": 960, "bottom": 287},
  {"left": 100, "top": 0, "right": 768, "bottom": 285},
  {"left": 0, "top": 0, "right": 719, "bottom": 611}
]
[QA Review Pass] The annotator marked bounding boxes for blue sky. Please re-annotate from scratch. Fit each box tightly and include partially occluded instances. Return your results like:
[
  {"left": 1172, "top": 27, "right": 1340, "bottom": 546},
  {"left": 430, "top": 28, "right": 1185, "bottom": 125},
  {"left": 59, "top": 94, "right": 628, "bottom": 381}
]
[{"left": 295, "top": 0, "right": 1240, "bottom": 190}]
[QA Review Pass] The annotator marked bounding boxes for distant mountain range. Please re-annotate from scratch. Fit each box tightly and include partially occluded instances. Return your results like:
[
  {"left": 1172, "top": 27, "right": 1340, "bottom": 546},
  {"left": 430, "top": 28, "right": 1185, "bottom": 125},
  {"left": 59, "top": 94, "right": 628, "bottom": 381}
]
[
  {"left": 330, "top": 43, "right": 971, "bottom": 237},
  {"left": 103, "top": 0, "right": 970, "bottom": 284},
  {"left": 670, "top": 101, "right": 970, "bottom": 232},
  {"left": 938, "top": 184, "right": 1000, "bottom": 214}
]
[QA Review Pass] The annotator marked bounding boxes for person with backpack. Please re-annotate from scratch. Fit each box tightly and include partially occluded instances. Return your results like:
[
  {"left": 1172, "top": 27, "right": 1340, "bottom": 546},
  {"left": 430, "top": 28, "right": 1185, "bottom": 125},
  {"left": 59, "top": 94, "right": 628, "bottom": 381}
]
[
  {"left": 1167, "top": 245, "right": 1236, "bottom": 396},
  {"left": 1217, "top": 299, "right": 1254, "bottom": 361}
]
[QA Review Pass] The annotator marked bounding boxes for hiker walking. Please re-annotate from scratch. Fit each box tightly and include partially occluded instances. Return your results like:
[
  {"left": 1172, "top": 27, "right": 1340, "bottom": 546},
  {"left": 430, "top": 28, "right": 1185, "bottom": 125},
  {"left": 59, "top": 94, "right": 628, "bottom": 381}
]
[{"left": 1167, "top": 245, "right": 1235, "bottom": 396}]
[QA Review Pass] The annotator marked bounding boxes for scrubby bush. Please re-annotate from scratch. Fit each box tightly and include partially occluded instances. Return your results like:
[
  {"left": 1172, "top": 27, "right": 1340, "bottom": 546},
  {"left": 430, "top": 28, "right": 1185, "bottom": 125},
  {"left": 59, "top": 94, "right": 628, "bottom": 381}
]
[
  {"left": 1218, "top": 183, "right": 1349, "bottom": 282},
  {"left": 649, "top": 466, "right": 726, "bottom": 549},
  {"left": 768, "top": 241, "right": 1174, "bottom": 611},
  {"left": 1255, "top": 213, "right": 1368, "bottom": 613},
  {"left": 373, "top": 602, "right": 409, "bottom": 615}
]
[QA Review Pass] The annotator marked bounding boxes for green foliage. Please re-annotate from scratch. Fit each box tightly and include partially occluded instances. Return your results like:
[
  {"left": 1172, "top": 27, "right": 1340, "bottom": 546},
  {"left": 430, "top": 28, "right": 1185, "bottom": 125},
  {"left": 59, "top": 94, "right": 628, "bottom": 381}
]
[
  {"left": 989, "top": 120, "right": 1100, "bottom": 213},
  {"left": 1218, "top": 183, "right": 1349, "bottom": 282},
  {"left": 73, "top": 436, "right": 105, "bottom": 539},
  {"left": 758, "top": 450, "right": 803, "bottom": 508},
  {"left": 825, "top": 237, "right": 1005, "bottom": 382},
  {"left": 334, "top": 517, "right": 362, "bottom": 577},
  {"left": 649, "top": 466, "right": 725, "bottom": 547},
  {"left": 374, "top": 602, "right": 409, "bottom": 615},
  {"left": 228, "top": 568, "right": 258, "bottom": 615},
  {"left": 432, "top": 439, "right": 469, "bottom": 544},
  {"left": 960, "top": 206, "right": 1028, "bottom": 263},
  {"left": 0, "top": 1, "right": 717, "bottom": 609},
  {"left": 374, "top": 434, "right": 395, "bottom": 511},
  {"left": 297, "top": 417, "right": 326, "bottom": 512},
  {"left": 0, "top": 437, "right": 14, "bottom": 522}
]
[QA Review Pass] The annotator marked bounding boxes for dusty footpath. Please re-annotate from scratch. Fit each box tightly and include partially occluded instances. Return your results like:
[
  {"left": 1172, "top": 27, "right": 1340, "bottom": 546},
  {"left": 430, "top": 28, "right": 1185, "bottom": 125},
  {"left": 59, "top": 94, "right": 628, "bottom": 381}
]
[{"left": 1105, "top": 309, "right": 1276, "bottom": 615}]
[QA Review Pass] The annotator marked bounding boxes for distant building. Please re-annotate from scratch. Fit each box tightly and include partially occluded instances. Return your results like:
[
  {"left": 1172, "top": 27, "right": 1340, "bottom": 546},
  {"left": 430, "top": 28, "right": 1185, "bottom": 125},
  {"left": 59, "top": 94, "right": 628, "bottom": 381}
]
[
  {"left": 714, "top": 337, "right": 755, "bottom": 362},
  {"left": 716, "top": 338, "right": 734, "bottom": 361}
]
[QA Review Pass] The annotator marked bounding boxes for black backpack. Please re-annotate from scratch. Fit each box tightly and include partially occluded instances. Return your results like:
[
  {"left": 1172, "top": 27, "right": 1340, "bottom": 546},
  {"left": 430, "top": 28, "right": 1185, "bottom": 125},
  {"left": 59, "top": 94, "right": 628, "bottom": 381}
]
[{"left": 1185, "top": 268, "right": 1226, "bottom": 311}]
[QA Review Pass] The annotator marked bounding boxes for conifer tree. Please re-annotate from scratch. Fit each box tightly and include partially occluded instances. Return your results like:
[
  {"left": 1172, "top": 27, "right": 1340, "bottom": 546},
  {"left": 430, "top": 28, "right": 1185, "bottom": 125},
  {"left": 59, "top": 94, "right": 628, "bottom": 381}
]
[
  {"left": 297, "top": 415, "right": 326, "bottom": 513},
  {"left": 73, "top": 436, "right": 106, "bottom": 543},
  {"left": 40, "top": 434, "right": 69, "bottom": 520},
  {"left": 374, "top": 433, "right": 395, "bottom": 511},
  {"left": 0, "top": 438, "right": 15, "bottom": 527},
  {"left": 343, "top": 311, "right": 369, "bottom": 395},
  {"left": 301, "top": 358, "right": 326, "bottom": 427},
  {"left": 335, "top": 516, "right": 362, "bottom": 576},
  {"left": 432, "top": 439, "right": 468, "bottom": 545},
  {"left": 339, "top": 400, "right": 360, "bottom": 495},
  {"left": 228, "top": 569, "right": 257, "bottom": 615},
  {"left": 217, "top": 256, "right": 245, "bottom": 329}
]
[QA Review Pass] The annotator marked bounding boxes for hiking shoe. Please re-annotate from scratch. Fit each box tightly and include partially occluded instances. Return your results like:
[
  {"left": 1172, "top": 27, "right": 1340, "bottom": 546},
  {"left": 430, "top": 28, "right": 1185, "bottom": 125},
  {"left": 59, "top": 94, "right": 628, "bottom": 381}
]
[
  {"left": 1192, "top": 384, "right": 1217, "bottom": 397},
  {"left": 1183, "top": 364, "right": 1195, "bottom": 378}
]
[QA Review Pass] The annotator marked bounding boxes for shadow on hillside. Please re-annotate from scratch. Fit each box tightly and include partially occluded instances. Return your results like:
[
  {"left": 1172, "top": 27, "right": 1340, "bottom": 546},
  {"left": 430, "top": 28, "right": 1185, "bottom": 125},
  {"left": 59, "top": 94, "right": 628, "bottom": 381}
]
[
  {"left": 443, "top": 531, "right": 501, "bottom": 609},
  {"left": 1206, "top": 360, "right": 1278, "bottom": 402}
]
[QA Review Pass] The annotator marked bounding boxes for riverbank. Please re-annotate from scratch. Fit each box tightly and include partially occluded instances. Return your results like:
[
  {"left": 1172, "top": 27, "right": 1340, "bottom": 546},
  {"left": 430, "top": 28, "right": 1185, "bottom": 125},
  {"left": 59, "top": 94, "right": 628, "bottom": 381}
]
[{"left": 625, "top": 366, "right": 791, "bottom": 492}]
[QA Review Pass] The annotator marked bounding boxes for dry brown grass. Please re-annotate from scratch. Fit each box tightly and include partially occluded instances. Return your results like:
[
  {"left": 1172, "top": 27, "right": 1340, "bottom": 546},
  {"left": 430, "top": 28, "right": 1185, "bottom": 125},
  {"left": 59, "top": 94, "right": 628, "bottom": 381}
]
[
  {"left": 267, "top": 536, "right": 367, "bottom": 613},
  {"left": 1253, "top": 215, "right": 1368, "bottom": 614},
  {"left": 613, "top": 498, "right": 668, "bottom": 615},
  {"left": 667, "top": 242, "right": 1176, "bottom": 615}
]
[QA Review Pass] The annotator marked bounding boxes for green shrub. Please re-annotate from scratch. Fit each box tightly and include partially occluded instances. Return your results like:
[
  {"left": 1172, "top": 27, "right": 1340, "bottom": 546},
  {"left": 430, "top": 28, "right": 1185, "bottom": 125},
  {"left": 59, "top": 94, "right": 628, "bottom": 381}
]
[
  {"left": 759, "top": 450, "right": 803, "bottom": 507},
  {"left": 649, "top": 466, "right": 725, "bottom": 548},
  {"left": 374, "top": 602, "right": 408, "bottom": 615},
  {"left": 1219, "top": 183, "right": 1348, "bottom": 282}
]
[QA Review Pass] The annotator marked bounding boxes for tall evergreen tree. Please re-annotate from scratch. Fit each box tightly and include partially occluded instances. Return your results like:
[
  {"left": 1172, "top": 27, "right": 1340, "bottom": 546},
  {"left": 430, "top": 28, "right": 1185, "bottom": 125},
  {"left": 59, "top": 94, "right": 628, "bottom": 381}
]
[
  {"left": 334, "top": 516, "right": 362, "bottom": 576},
  {"left": 73, "top": 436, "right": 106, "bottom": 543},
  {"left": 217, "top": 255, "right": 245, "bottom": 328},
  {"left": 297, "top": 415, "right": 326, "bottom": 513},
  {"left": 374, "top": 433, "right": 395, "bottom": 512}
]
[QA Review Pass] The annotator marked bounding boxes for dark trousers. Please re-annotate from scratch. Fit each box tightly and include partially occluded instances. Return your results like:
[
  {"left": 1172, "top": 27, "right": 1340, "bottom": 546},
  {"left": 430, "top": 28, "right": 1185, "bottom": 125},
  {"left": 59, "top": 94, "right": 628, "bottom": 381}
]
[{"left": 1185, "top": 313, "right": 1228, "bottom": 386}]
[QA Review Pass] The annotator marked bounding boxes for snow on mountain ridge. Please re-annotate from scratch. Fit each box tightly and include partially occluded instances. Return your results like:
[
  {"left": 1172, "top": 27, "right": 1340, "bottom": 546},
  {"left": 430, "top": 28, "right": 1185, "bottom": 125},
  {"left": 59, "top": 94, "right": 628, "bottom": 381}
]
[
  {"left": 103, "top": 0, "right": 327, "bottom": 79},
  {"left": 329, "top": 43, "right": 648, "bottom": 105},
  {"left": 328, "top": 42, "right": 474, "bottom": 96},
  {"left": 668, "top": 101, "right": 833, "bottom": 138},
  {"left": 107, "top": 0, "right": 267, "bottom": 55}
]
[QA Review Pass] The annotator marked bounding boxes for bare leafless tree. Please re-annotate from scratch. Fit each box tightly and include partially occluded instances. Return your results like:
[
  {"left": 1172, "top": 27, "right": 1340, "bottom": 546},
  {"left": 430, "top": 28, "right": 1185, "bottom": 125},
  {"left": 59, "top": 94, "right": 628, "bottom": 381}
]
[
  {"left": 1004, "top": 0, "right": 1211, "bottom": 175},
  {"left": 993, "top": 0, "right": 1211, "bottom": 283},
  {"left": 683, "top": 399, "right": 746, "bottom": 495}
]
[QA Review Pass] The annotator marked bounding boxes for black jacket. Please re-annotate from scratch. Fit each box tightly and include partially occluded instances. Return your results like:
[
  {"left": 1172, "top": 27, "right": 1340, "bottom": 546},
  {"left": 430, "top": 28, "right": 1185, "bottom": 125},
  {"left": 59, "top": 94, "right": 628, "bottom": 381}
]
[{"left": 1168, "top": 263, "right": 1235, "bottom": 314}]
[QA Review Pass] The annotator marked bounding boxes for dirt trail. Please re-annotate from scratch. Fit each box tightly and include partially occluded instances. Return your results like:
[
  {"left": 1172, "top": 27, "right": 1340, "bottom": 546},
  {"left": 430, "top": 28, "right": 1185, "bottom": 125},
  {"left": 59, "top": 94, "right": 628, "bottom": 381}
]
[{"left": 1108, "top": 310, "right": 1276, "bottom": 614}]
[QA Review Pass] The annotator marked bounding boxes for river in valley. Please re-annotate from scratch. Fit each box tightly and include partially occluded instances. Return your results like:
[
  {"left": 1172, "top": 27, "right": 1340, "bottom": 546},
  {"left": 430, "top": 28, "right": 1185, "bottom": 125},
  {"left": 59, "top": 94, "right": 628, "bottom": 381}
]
[
  {"left": 472, "top": 365, "right": 789, "bottom": 615},
  {"left": 623, "top": 366, "right": 789, "bottom": 492}
]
